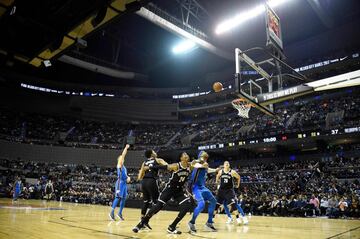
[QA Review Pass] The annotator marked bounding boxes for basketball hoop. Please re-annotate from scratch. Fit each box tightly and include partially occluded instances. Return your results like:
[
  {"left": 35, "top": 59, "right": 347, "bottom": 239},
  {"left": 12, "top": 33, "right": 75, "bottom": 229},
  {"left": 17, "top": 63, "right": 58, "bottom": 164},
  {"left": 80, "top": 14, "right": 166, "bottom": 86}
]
[{"left": 231, "top": 98, "right": 252, "bottom": 118}]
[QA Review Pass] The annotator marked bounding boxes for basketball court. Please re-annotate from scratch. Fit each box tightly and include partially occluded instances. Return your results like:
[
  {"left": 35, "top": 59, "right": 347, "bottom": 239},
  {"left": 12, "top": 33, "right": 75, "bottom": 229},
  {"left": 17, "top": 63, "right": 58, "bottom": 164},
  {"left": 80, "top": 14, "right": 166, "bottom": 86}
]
[
  {"left": 0, "top": 1, "right": 359, "bottom": 239},
  {"left": 1, "top": 198, "right": 359, "bottom": 239}
]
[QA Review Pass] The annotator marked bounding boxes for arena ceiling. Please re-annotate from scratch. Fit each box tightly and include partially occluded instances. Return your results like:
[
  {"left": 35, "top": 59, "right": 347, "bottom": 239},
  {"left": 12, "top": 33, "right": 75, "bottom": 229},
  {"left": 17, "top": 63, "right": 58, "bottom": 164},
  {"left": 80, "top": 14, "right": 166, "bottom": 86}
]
[{"left": 0, "top": 0, "right": 360, "bottom": 88}]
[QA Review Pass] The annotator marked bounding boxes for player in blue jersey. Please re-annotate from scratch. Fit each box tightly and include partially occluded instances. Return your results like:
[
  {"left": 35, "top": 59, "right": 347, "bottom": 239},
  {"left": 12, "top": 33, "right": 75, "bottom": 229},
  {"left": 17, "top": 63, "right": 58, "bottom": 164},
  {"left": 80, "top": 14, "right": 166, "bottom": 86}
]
[
  {"left": 188, "top": 151, "right": 220, "bottom": 233},
  {"left": 13, "top": 177, "right": 22, "bottom": 201},
  {"left": 109, "top": 144, "right": 131, "bottom": 221}
]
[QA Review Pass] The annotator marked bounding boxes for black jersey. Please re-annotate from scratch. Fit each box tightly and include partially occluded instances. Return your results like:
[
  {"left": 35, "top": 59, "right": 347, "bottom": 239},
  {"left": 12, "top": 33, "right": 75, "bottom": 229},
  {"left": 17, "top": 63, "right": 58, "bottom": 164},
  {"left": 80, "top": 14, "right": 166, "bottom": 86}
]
[
  {"left": 219, "top": 169, "right": 234, "bottom": 190},
  {"left": 45, "top": 183, "right": 53, "bottom": 193},
  {"left": 166, "top": 163, "right": 190, "bottom": 189},
  {"left": 143, "top": 158, "right": 161, "bottom": 179}
]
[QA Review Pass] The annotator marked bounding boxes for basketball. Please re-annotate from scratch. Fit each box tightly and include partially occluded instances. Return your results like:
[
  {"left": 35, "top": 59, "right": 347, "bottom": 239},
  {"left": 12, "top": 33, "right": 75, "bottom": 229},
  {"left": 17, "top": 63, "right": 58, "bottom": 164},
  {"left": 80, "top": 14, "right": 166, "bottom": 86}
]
[{"left": 213, "top": 82, "right": 223, "bottom": 92}]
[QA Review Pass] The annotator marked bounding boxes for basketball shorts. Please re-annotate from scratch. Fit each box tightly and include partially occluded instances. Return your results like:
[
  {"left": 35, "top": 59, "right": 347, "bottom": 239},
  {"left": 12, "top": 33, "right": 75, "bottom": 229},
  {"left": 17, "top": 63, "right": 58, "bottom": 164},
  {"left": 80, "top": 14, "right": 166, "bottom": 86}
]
[
  {"left": 13, "top": 189, "right": 21, "bottom": 199},
  {"left": 216, "top": 188, "right": 237, "bottom": 205},
  {"left": 192, "top": 185, "right": 216, "bottom": 203},
  {"left": 158, "top": 186, "right": 190, "bottom": 205},
  {"left": 115, "top": 179, "right": 127, "bottom": 198},
  {"left": 141, "top": 178, "right": 159, "bottom": 204}
]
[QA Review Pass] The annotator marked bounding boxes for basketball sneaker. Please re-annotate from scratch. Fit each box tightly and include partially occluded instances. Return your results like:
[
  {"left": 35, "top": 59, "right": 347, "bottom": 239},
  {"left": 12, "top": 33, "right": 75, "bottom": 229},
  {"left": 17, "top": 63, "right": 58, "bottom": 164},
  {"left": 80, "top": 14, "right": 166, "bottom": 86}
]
[
  {"left": 132, "top": 222, "right": 144, "bottom": 233},
  {"left": 226, "top": 217, "right": 233, "bottom": 224},
  {"left": 188, "top": 222, "right": 197, "bottom": 233},
  {"left": 143, "top": 222, "right": 152, "bottom": 230},
  {"left": 116, "top": 214, "right": 124, "bottom": 221},
  {"left": 242, "top": 216, "right": 249, "bottom": 225},
  {"left": 236, "top": 217, "right": 242, "bottom": 225},
  {"left": 204, "top": 222, "right": 217, "bottom": 232},
  {"left": 167, "top": 226, "right": 182, "bottom": 234},
  {"left": 109, "top": 212, "right": 115, "bottom": 221}
]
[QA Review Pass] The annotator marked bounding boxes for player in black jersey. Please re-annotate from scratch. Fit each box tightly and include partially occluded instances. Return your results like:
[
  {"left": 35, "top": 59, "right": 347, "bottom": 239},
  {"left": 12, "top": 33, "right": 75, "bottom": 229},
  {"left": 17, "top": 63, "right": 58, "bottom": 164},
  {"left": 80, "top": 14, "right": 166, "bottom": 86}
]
[
  {"left": 215, "top": 161, "right": 248, "bottom": 225},
  {"left": 133, "top": 152, "right": 193, "bottom": 234},
  {"left": 137, "top": 149, "right": 168, "bottom": 228}
]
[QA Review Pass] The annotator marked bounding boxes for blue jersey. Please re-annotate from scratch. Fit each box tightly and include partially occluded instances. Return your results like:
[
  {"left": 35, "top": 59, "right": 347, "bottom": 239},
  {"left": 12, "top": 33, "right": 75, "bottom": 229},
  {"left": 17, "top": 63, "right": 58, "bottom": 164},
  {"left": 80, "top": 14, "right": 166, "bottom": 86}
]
[
  {"left": 115, "top": 165, "right": 128, "bottom": 198},
  {"left": 117, "top": 165, "right": 128, "bottom": 181},
  {"left": 190, "top": 168, "right": 207, "bottom": 187},
  {"left": 15, "top": 181, "right": 21, "bottom": 191}
]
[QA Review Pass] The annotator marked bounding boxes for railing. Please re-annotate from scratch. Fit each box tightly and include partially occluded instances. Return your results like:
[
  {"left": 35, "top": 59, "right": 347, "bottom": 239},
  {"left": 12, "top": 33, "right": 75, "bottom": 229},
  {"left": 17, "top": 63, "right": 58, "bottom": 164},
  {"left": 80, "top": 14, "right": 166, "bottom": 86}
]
[
  {"left": 67, "top": 51, "right": 134, "bottom": 71},
  {"left": 145, "top": 3, "right": 208, "bottom": 41}
]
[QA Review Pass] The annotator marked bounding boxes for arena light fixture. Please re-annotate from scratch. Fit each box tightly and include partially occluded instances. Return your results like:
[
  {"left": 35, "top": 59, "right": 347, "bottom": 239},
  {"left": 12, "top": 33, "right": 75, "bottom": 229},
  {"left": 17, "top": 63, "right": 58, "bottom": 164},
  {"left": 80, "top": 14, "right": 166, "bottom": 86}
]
[
  {"left": 172, "top": 40, "right": 197, "bottom": 54},
  {"left": 43, "top": 60, "right": 52, "bottom": 67},
  {"left": 215, "top": 0, "right": 293, "bottom": 34}
]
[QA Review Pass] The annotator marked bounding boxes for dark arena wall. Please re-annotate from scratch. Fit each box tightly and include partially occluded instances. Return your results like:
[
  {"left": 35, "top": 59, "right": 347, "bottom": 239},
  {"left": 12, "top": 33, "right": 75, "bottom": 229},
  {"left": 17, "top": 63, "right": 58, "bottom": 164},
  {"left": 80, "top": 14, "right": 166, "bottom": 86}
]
[
  {"left": 0, "top": 84, "right": 178, "bottom": 122},
  {"left": 0, "top": 139, "right": 144, "bottom": 167}
]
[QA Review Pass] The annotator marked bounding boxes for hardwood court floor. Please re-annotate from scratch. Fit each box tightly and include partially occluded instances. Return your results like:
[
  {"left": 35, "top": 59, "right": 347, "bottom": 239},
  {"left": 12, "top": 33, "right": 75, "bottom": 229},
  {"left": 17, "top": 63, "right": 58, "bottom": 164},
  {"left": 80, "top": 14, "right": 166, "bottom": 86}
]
[{"left": 0, "top": 198, "right": 359, "bottom": 239}]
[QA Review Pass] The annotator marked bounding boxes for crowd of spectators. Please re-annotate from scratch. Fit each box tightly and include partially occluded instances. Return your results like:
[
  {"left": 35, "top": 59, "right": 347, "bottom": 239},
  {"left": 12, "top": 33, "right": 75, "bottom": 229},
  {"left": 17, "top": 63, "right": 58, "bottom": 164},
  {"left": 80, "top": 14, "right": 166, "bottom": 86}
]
[
  {"left": 0, "top": 110, "right": 182, "bottom": 149},
  {"left": 231, "top": 157, "right": 360, "bottom": 218},
  {"left": 0, "top": 158, "right": 143, "bottom": 205},
  {"left": 176, "top": 93, "right": 360, "bottom": 146},
  {"left": 0, "top": 91, "right": 359, "bottom": 150},
  {"left": 1, "top": 155, "right": 359, "bottom": 218}
]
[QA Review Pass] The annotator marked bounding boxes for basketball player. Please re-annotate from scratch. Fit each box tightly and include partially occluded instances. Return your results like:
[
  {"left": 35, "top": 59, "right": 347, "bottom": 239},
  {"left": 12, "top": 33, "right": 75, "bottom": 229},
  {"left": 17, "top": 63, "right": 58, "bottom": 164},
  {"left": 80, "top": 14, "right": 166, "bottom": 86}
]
[
  {"left": 215, "top": 161, "right": 248, "bottom": 225},
  {"left": 133, "top": 152, "right": 193, "bottom": 234},
  {"left": 44, "top": 179, "right": 54, "bottom": 201},
  {"left": 109, "top": 144, "right": 131, "bottom": 221},
  {"left": 188, "top": 151, "right": 219, "bottom": 233},
  {"left": 12, "top": 177, "right": 22, "bottom": 201},
  {"left": 137, "top": 149, "right": 168, "bottom": 228},
  {"left": 231, "top": 198, "right": 248, "bottom": 225}
]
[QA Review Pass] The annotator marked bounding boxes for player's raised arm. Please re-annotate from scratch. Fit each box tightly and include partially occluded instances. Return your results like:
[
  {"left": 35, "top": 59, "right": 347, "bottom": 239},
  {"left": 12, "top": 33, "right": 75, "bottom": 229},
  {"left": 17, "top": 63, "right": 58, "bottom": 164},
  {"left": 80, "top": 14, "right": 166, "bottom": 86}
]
[
  {"left": 231, "top": 170, "right": 241, "bottom": 188},
  {"left": 216, "top": 170, "right": 222, "bottom": 184},
  {"left": 117, "top": 144, "right": 130, "bottom": 168},
  {"left": 191, "top": 158, "right": 204, "bottom": 164},
  {"left": 149, "top": 162, "right": 179, "bottom": 171},
  {"left": 207, "top": 165, "right": 221, "bottom": 174},
  {"left": 190, "top": 159, "right": 207, "bottom": 169},
  {"left": 155, "top": 157, "right": 168, "bottom": 166},
  {"left": 190, "top": 159, "right": 199, "bottom": 169},
  {"left": 166, "top": 163, "right": 179, "bottom": 171},
  {"left": 138, "top": 162, "right": 145, "bottom": 181}
]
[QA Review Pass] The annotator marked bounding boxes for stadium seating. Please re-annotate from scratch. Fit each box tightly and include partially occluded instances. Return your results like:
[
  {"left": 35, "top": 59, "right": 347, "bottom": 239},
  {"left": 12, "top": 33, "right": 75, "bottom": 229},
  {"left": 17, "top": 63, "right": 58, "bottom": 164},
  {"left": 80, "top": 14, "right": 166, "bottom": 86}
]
[{"left": 1, "top": 91, "right": 359, "bottom": 150}]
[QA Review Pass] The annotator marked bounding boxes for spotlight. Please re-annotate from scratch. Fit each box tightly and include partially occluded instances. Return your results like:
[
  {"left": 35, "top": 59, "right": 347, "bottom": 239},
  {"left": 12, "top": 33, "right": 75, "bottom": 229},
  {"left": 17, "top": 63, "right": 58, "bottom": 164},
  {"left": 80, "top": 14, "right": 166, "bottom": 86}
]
[
  {"left": 43, "top": 60, "right": 52, "bottom": 67},
  {"left": 215, "top": 0, "right": 293, "bottom": 34},
  {"left": 172, "top": 40, "right": 197, "bottom": 54},
  {"left": 215, "top": 5, "right": 265, "bottom": 34}
]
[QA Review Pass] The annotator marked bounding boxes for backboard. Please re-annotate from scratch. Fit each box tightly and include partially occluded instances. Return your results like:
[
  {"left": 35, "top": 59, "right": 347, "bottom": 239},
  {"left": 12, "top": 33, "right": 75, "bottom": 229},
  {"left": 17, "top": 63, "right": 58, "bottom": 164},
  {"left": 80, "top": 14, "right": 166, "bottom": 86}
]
[{"left": 234, "top": 47, "right": 276, "bottom": 117}]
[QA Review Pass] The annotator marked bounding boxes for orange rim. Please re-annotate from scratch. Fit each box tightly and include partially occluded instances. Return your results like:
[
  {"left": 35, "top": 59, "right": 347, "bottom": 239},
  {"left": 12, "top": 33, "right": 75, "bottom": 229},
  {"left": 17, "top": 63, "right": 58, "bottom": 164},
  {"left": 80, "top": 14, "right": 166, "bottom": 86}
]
[{"left": 232, "top": 98, "right": 254, "bottom": 107}]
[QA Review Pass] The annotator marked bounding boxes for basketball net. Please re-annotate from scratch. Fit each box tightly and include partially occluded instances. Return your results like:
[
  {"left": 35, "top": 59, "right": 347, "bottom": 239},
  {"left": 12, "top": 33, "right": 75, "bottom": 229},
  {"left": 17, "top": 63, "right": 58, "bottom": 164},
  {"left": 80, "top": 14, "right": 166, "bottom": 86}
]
[{"left": 231, "top": 98, "right": 252, "bottom": 118}]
